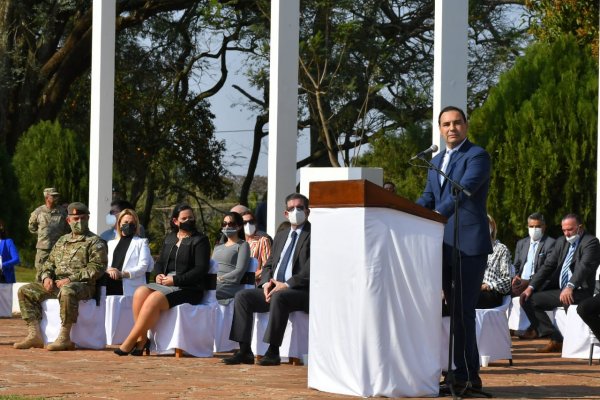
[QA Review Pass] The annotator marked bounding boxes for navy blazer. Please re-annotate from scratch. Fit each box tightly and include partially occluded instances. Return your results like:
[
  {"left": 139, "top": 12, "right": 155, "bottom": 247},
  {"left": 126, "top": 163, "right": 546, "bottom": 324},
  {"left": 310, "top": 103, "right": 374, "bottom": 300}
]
[
  {"left": 513, "top": 235, "right": 556, "bottom": 278},
  {"left": 416, "top": 139, "right": 493, "bottom": 256},
  {"left": 529, "top": 231, "right": 600, "bottom": 296},
  {"left": 259, "top": 222, "right": 310, "bottom": 290}
]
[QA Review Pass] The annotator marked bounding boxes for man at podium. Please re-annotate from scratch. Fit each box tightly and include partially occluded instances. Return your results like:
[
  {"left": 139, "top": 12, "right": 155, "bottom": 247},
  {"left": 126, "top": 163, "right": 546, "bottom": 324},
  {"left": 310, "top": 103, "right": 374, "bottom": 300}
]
[{"left": 416, "top": 106, "right": 492, "bottom": 392}]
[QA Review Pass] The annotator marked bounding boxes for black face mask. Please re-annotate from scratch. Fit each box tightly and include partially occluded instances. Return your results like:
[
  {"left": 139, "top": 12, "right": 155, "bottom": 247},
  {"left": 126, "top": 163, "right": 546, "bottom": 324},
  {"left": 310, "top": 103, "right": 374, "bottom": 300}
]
[
  {"left": 179, "top": 220, "right": 196, "bottom": 232},
  {"left": 120, "top": 223, "right": 136, "bottom": 237}
]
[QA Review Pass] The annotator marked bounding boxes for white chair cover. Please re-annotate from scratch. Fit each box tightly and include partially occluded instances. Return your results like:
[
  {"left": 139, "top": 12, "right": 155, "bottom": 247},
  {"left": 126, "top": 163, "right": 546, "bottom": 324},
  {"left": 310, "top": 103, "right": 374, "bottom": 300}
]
[
  {"left": 40, "top": 287, "right": 107, "bottom": 349},
  {"left": 561, "top": 304, "right": 600, "bottom": 359},
  {"left": 0, "top": 283, "right": 12, "bottom": 317},
  {"left": 214, "top": 258, "right": 258, "bottom": 353},
  {"left": 251, "top": 310, "right": 309, "bottom": 360},
  {"left": 11, "top": 282, "right": 27, "bottom": 314},
  {"left": 149, "top": 260, "right": 218, "bottom": 357},
  {"left": 475, "top": 295, "right": 512, "bottom": 363},
  {"left": 105, "top": 295, "right": 134, "bottom": 345},
  {"left": 507, "top": 296, "right": 531, "bottom": 332}
]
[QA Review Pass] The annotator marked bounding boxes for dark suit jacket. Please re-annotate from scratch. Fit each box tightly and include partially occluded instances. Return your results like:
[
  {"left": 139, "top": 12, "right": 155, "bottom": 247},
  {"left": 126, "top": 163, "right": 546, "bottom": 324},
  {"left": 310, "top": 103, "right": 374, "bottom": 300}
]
[
  {"left": 529, "top": 231, "right": 600, "bottom": 296},
  {"left": 513, "top": 234, "right": 556, "bottom": 278},
  {"left": 259, "top": 222, "right": 310, "bottom": 290},
  {"left": 416, "top": 139, "right": 493, "bottom": 256}
]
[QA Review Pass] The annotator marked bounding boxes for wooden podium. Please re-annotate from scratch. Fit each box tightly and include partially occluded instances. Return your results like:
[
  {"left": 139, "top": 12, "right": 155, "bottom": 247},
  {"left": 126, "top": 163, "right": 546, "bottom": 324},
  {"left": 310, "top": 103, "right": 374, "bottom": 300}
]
[{"left": 307, "top": 180, "right": 446, "bottom": 398}]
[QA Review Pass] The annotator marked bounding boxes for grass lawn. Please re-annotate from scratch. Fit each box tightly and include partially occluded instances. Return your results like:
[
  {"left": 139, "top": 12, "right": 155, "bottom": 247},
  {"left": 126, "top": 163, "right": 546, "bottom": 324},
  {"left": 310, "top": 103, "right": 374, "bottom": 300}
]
[{"left": 14, "top": 266, "right": 36, "bottom": 283}]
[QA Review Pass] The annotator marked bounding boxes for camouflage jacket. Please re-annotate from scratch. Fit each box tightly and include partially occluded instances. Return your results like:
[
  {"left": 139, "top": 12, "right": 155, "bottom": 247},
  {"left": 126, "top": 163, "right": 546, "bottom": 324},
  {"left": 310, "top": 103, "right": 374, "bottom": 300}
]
[
  {"left": 28, "top": 205, "right": 69, "bottom": 249},
  {"left": 40, "top": 231, "right": 108, "bottom": 287}
]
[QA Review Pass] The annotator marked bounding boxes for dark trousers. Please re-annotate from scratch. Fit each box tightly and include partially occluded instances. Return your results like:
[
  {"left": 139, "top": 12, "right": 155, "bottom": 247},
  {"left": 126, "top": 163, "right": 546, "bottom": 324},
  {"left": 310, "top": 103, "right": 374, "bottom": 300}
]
[
  {"left": 229, "top": 287, "right": 309, "bottom": 348},
  {"left": 577, "top": 295, "right": 600, "bottom": 342},
  {"left": 443, "top": 246, "right": 487, "bottom": 383},
  {"left": 525, "top": 289, "right": 591, "bottom": 341},
  {"left": 476, "top": 290, "right": 504, "bottom": 309}
]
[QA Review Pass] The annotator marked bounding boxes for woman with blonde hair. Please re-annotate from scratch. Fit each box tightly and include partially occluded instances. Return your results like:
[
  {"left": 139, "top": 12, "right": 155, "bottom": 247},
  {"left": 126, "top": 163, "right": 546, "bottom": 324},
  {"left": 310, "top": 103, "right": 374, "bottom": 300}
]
[{"left": 105, "top": 209, "right": 153, "bottom": 296}]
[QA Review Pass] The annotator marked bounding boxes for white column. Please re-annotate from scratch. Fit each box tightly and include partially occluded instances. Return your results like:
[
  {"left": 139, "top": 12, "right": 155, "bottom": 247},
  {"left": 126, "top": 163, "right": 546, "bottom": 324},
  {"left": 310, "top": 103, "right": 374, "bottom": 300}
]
[
  {"left": 432, "top": 0, "right": 469, "bottom": 152},
  {"left": 266, "top": 0, "right": 300, "bottom": 236},
  {"left": 88, "top": 0, "right": 116, "bottom": 234}
]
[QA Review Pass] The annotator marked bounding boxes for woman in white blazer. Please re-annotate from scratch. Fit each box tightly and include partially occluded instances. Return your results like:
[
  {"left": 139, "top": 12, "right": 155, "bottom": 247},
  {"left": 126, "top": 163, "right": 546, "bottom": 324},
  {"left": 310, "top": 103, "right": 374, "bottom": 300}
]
[{"left": 106, "top": 209, "right": 154, "bottom": 296}]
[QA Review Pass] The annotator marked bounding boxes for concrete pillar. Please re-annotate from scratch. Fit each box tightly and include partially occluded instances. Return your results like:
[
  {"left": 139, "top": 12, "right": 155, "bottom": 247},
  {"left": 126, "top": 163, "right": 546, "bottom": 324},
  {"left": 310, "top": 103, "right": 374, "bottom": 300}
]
[
  {"left": 88, "top": 0, "right": 116, "bottom": 234},
  {"left": 432, "top": 0, "right": 469, "bottom": 152},
  {"left": 266, "top": 0, "right": 300, "bottom": 236}
]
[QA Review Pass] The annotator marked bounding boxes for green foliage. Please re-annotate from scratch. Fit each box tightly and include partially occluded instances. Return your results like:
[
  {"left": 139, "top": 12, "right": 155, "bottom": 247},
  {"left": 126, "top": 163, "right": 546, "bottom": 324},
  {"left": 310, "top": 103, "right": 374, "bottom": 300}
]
[
  {"left": 355, "top": 123, "right": 431, "bottom": 201},
  {"left": 469, "top": 35, "right": 598, "bottom": 244},
  {"left": 12, "top": 120, "right": 89, "bottom": 220},
  {"left": 0, "top": 146, "right": 25, "bottom": 242}
]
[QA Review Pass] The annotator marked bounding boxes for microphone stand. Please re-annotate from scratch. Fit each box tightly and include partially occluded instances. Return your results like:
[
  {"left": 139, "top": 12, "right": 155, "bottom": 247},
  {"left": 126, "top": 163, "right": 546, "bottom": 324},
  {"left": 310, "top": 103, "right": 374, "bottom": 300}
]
[{"left": 414, "top": 156, "right": 491, "bottom": 399}]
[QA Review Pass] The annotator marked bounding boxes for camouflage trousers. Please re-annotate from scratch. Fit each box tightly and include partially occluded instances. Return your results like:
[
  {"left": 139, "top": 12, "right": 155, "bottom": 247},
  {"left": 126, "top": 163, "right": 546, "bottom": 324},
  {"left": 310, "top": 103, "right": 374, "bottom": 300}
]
[
  {"left": 18, "top": 282, "right": 95, "bottom": 324},
  {"left": 34, "top": 249, "right": 51, "bottom": 282}
]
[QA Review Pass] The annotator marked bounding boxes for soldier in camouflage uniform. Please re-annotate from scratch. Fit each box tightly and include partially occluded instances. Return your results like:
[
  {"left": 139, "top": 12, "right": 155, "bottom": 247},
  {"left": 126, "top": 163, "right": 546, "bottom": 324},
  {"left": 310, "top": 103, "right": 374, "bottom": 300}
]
[
  {"left": 28, "top": 188, "right": 69, "bottom": 281},
  {"left": 15, "top": 202, "right": 107, "bottom": 351}
]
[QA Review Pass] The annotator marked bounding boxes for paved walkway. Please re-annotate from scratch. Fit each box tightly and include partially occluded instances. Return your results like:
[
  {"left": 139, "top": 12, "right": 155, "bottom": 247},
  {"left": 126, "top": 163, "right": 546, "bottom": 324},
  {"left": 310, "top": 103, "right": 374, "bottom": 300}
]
[{"left": 0, "top": 317, "right": 599, "bottom": 399}]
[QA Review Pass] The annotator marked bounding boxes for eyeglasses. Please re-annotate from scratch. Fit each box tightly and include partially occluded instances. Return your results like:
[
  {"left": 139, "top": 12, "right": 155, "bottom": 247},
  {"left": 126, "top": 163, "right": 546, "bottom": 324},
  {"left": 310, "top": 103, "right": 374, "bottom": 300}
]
[
  {"left": 243, "top": 219, "right": 256, "bottom": 225},
  {"left": 286, "top": 205, "right": 305, "bottom": 212},
  {"left": 222, "top": 221, "right": 237, "bottom": 228}
]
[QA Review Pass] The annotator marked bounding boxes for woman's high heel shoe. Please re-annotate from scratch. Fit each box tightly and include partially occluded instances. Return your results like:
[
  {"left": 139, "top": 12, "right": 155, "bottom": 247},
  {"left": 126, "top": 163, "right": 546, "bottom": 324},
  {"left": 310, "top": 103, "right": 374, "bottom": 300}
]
[
  {"left": 131, "top": 338, "right": 151, "bottom": 356},
  {"left": 114, "top": 346, "right": 135, "bottom": 356}
]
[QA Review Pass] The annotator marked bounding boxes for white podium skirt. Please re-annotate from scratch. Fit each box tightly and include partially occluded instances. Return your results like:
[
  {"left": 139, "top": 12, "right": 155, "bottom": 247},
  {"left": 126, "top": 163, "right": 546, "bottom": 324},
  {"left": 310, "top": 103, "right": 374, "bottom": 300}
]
[{"left": 308, "top": 207, "right": 443, "bottom": 398}]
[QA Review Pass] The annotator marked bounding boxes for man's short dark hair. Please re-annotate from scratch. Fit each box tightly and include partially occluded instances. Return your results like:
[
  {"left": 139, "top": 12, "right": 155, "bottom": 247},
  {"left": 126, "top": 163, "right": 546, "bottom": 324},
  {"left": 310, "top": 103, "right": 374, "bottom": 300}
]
[
  {"left": 438, "top": 105, "right": 467, "bottom": 125},
  {"left": 528, "top": 212, "right": 546, "bottom": 224},
  {"left": 285, "top": 193, "right": 309, "bottom": 208},
  {"left": 111, "top": 199, "right": 134, "bottom": 212},
  {"left": 562, "top": 213, "right": 582, "bottom": 225}
]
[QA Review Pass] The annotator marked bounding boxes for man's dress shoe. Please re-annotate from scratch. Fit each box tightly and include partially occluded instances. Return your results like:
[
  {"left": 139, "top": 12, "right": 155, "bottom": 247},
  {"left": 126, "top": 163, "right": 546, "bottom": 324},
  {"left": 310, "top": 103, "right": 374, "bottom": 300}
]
[
  {"left": 536, "top": 340, "right": 562, "bottom": 353},
  {"left": 223, "top": 351, "right": 255, "bottom": 365},
  {"left": 257, "top": 353, "right": 281, "bottom": 366},
  {"left": 518, "top": 328, "right": 539, "bottom": 340}
]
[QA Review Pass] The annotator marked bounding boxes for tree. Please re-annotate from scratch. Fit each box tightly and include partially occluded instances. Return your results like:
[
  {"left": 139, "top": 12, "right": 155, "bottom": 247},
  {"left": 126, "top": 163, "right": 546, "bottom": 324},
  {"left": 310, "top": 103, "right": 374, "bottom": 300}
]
[
  {"left": 12, "top": 120, "right": 89, "bottom": 232},
  {"left": 526, "top": 0, "right": 599, "bottom": 55},
  {"left": 0, "top": 145, "right": 24, "bottom": 242},
  {"left": 468, "top": 35, "right": 598, "bottom": 244}
]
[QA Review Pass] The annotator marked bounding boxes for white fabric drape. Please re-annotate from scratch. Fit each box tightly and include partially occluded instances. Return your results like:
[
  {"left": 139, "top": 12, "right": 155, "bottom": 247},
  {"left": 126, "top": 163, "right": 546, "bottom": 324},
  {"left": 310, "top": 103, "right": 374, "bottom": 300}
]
[
  {"left": 0, "top": 283, "right": 12, "bottom": 317},
  {"left": 561, "top": 304, "right": 600, "bottom": 359},
  {"left": 308, "top": 207, "right": 444, "bottom": 398},
  {"left": 105, "top": 295, "right": 134, "bottom": 345}
]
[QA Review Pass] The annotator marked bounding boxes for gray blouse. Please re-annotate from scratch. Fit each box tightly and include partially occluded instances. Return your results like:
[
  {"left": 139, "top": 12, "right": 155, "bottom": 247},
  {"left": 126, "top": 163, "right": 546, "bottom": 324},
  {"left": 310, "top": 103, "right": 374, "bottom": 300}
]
[{"left": 214, "top": 240, "right": 250, "bottom": 304}]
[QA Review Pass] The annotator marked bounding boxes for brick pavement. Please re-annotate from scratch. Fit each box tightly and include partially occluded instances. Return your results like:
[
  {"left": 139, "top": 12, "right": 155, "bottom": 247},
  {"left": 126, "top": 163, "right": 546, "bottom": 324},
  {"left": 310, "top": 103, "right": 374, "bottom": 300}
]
[{"left": 1, "top": 317, "right": 600, "bottom": 399}]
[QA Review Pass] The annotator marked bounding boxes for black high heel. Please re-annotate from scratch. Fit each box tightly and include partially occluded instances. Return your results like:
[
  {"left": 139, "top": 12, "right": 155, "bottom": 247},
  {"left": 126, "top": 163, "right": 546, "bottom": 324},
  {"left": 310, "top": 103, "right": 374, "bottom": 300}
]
[
  {"left": 131, "top": 338, "right": 151, "bottom": 356},
  {"left": 113, "top": 346, "right": 135, "bottom": 356}
]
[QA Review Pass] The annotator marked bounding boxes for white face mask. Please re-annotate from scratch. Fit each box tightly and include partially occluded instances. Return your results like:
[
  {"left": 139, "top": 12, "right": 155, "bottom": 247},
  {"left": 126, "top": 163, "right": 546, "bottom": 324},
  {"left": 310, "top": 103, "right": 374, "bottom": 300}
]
[
  {"left": 287, "top": 208, "right": 306, "bottom": 226},
  {"left": 244, "top": 223, "right": 256, "bottom": 236},
  {"left": 528, "top": 227, "right": 543, "bottom": 242},
  {"left": 105, "top": 213, "right": 117, "bottom": 227},
  {"left": 566, "top": 233, "right": 580, "bottom": 245}
]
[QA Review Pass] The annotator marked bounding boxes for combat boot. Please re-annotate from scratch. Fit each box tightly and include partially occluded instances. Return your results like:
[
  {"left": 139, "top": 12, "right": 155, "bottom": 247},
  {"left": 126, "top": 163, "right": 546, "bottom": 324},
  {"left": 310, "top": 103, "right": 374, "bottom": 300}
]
[
  {"left": 46, "top": 323, "right": 75, "bottom": 351},
  {"left": 13, "top": 320, "right": 44, "bottom": 349}
]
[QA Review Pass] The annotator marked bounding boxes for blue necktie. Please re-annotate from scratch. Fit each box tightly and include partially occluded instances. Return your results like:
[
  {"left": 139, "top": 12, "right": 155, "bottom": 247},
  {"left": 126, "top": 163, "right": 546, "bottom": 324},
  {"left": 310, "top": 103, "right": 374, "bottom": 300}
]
[
  {"left": 522, "top": 242, "right": 538, "bottom": 280},
  {"left": 560, "top": 243, "right": 576, "bottom": 289},
  {"left": 276, "top": 231, "right": 297, "bottom": 282}
]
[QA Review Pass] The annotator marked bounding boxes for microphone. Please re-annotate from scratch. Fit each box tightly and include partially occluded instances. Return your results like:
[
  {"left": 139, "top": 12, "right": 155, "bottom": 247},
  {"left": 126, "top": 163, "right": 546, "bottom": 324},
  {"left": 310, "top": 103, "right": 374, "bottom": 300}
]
[{"left": 410, "top": 144, "right": 439, "bottom": 160}]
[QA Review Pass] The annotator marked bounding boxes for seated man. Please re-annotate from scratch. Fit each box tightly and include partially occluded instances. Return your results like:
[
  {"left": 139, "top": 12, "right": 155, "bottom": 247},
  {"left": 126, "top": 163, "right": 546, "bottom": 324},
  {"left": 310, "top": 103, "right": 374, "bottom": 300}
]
[
  {"left": 14, "top": 202, "right": 108, "bottom": 351},
  {"left": 223, "top": 193, "right": 310, "bottom": 366},
  {"left": 577, "top": 275, "right": 600, "bottom": 343},
  {"left": 520, "top": 213, "right": 600, "bottom": 352}
]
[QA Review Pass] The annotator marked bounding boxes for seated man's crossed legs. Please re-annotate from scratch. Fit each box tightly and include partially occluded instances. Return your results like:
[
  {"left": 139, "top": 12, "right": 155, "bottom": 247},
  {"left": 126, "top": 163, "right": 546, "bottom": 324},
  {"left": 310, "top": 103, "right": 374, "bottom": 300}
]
[{"left": 224, "top": 287, "right": 308, "bottom": 366}]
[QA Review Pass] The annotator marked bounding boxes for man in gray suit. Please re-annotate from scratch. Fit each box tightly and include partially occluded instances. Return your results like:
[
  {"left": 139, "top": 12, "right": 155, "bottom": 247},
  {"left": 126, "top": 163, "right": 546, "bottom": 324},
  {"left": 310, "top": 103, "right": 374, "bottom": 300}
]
[
  {"left": 224, "top": 193, "right": 310, "bottom": 366},
  {"left": 512, "top": 212, "right": 556, "bottom": 297},
  {"left": 520, "top": 213, "right": 600, "bottom": 352}
]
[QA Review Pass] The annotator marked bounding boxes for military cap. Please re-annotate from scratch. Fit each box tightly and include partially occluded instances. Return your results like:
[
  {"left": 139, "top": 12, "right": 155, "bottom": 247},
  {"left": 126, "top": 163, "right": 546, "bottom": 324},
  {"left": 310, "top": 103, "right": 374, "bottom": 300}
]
[
  {"left": 67, "top": 202, "right": 90, "bottom": 215},
  {"left": 43, "top": 187, "right": 60, "bottom": 196}
]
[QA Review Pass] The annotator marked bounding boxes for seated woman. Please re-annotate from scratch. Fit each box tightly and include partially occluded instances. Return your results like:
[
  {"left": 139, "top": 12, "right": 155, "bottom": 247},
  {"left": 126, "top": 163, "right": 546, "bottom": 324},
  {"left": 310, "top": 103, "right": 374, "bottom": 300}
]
[
  {"left": 105, "top": 209, "right": 154, "bottom": 296},
  {"left": 240, "top": 210, "right": 272, "bottom": 284},
  {"left": 0, "top": 219, "right": 20, "bottom": 283},
  {"left": 215, "top": 212, "right": 251, "bottom": 305},
  {"left": 477, "top": 214, "right": 513, "bottom": 309},
  {"left": 114, "top": 204, "right": 210, "bottom": 356}
]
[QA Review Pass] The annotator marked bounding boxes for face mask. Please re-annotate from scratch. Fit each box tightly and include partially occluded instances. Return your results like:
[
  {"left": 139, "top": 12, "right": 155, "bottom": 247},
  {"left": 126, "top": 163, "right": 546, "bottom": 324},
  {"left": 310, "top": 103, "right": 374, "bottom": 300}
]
[
  {"left": 566, "top": 233, "right": 580, "bottom": 245},
  {"left": 106, "top": 213, "right": 117, "bottom": 227},
  {"left": 222, "top": 228, "right": 238, "bottom": 237},
  {"left": 178, "top": 219, "right": 196, "bottom": 232},
  {"left": 287, "top": 208, "right": 306, "bottom": 225},
  {"left": 120, "top": 223, "right": 136, "bottom": 237},
  {"left": 528, "top": 227, "right": 543, "bottom": 242},
  {"left": 244, "top": 223, "right": 256, "bottom": 236},
  {"left": 70, "top": 220, "right": 88, "bottom": 235}
]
